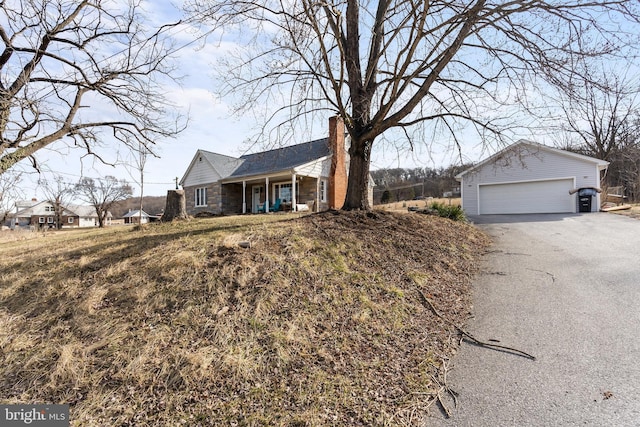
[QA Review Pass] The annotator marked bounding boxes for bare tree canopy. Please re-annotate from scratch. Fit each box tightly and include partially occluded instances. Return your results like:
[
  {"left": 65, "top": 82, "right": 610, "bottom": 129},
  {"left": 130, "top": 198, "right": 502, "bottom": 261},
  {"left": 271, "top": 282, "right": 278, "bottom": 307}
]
[
  {"left": 0, "top": 0, "right": 184, "bottom": 175},
  {"left": 186, "top": 0, "right": 640, "bottom": 209},
  {"left": 551, "top": 62, "right": 640, "bottom": 162},
  {"left": 76, "top": 176, "right": 132, "bottom": 227},
  {"left": 547, "top": 61, "right": 640, "bottom": 200},
  {"left": 0, "top": 169, "right": 21, "bottom": 223}
]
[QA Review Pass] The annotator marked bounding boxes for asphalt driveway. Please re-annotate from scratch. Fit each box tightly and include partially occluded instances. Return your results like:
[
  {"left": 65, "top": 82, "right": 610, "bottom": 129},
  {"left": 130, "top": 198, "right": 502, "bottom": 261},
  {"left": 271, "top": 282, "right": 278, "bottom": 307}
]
[{"left": 428, "top": 213, "right": 640, "bottom": 427}]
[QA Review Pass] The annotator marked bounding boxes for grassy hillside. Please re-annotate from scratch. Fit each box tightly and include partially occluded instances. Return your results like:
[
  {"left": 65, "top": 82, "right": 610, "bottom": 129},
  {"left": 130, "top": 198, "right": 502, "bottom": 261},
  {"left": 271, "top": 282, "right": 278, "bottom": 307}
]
[{"left": 0, "top": 211, "right": 489, "bottom": 426}]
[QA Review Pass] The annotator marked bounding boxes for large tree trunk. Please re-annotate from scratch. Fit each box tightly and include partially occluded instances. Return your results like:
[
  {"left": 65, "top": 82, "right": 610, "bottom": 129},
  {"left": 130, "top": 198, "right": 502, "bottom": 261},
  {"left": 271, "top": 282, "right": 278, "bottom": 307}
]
[
  {"left": 342, "top": 137, "right": 372, "bottom": 210},
  {"left": 96, "top": 208, "right": 105, "bottom": 228},
  {"left": 162, "top": 189, "right": 188, "bottom": 221}
]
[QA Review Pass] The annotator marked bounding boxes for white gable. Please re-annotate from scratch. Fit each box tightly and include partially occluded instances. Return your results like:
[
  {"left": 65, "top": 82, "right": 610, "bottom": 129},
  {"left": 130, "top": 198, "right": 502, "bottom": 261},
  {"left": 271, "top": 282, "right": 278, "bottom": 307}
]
[
  {"left": 181, "top": 151, "right": 224, "bottom": 187},
  {"left": 294, "top": 156, "right": 331, "bottom": 177}
]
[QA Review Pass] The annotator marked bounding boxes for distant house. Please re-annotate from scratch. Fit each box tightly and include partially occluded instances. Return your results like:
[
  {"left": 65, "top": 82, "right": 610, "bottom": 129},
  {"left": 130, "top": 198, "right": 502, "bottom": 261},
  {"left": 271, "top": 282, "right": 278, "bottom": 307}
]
[
  {"left": 70, "top": 205, "right": 113, "bottom": 227},
  {"left": 122, "top": 209, "right": 152, "bottom": 224},
  {"left": 179, "top": 117, "right": 374, "bottom": 216},
  {"left": 9, "top": 200, "right": 111, "bottom": 228}
]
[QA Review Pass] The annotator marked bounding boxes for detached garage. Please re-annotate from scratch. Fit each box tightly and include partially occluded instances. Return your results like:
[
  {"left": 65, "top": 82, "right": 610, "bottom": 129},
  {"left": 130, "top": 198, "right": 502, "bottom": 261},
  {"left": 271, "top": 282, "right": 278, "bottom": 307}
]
[{"left": 456, "top": 140, "right": 609, "bottom": 215}]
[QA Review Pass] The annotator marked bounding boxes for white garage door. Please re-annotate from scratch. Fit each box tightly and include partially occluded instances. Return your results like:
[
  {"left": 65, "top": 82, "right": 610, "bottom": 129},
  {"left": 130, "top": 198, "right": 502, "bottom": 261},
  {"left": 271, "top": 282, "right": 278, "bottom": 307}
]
[{"left": 479, "top": 179, "right": 574, "bottom": 214}]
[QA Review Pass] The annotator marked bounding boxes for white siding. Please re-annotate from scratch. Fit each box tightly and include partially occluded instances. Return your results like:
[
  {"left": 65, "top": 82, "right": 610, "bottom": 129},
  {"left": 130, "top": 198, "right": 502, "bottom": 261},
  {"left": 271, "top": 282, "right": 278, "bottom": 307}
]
[
  {"left": 320, "top": 157, "right": 333, "bottom": 176},
  {"left": 182, "top": 155, "right": 222, "bottom": 187},
  {"left": 295, "top": 157, "right": 328, "bottom": 177},
  {"left": 79, "top": 217, "right": 97, "bottom": 227},
  {"left": 461, "top": 145, "right": 602, "bottom": 215}
]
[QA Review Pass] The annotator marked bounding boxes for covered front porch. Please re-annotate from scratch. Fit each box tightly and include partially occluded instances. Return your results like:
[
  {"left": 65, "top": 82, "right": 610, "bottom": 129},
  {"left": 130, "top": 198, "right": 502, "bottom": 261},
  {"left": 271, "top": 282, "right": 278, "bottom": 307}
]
[{"left": 221, "top": 172, "right": 328, "bottom": 214}]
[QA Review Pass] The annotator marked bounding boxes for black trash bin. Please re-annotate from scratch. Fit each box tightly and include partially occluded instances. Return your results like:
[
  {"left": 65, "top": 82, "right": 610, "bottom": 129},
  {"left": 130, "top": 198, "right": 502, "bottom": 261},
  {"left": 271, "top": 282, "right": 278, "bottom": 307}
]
[
  {"left": 577, "top": 188, "right": 597, "bottom": 212},
  {"left": 579, "top": 196, "right": 592, "bottom": 212}
]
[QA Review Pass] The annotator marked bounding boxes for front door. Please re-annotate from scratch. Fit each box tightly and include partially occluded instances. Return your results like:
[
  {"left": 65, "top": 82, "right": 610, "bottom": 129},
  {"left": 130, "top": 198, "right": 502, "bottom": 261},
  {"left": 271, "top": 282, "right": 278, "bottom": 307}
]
[{"left": 252, "top": 185, "right": 264, "bottom": 212}]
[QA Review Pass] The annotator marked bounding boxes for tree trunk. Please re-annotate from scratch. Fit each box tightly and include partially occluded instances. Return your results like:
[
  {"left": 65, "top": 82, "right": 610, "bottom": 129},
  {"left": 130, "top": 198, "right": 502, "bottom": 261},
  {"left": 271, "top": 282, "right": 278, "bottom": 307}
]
[
  {"left": 342, "top": 137, "right": 372, "bottom": 210},
  {"left": 138, "top": 155, "right": 146, "bottom": 224},
  {"left": 96, "top": 208, "right": 105, "bottom": 228},
  {"left": 162, "top": 189, "right": 188, "bottom": 221}
]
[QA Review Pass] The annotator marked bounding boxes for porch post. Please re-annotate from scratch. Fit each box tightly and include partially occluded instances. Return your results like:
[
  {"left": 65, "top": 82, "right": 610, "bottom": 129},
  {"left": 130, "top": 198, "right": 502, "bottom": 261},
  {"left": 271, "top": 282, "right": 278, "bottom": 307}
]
[
  {"left": 242, "top": 181, "right": 247, "bottom": 214},
  {"left": 316, "top": 177, "right": 320, "bottom": 212},
  {"left": 291, "top": 173, "right": 297, "bottom": 212},
  {"left": 265, "top": 177, "right": 270, "bottom": 213}
]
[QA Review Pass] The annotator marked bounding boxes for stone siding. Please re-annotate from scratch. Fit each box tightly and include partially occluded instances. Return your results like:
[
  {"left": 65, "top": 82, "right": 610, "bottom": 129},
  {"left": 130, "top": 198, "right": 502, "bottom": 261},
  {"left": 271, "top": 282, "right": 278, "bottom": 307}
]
[
  {"left": 222, "top": 183, "right": 244, "bottom": 214},
  {"left": 184, "top": 182, "right": 223, "bottom": 215}
]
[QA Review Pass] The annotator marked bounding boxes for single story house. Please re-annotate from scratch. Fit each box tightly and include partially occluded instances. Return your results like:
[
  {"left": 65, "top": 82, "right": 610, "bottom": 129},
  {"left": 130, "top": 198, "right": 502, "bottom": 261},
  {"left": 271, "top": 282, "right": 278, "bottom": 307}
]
[
  {"left": 69, "top": 205, "right": 113, "bottom": 227},
  {"left": 9, "top": 200, "right": 111, "bottom": 228},
  {"left": 122, "top": 209, "right": 153, "bottom": 224},
  {"left": 456, "top": 140, "right": 609, "bottom": 215},
  {"left": 180, "top": 117, "right": 374, "bottom": 215}
]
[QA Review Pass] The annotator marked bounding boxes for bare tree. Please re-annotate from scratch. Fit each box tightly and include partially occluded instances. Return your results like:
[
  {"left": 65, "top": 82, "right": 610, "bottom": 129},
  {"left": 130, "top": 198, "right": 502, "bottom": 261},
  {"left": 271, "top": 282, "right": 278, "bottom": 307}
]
[
  {"left": 187, "top": 0, "right": 640, "bottom": 209},
  {"left": 546, "top": 60, "right": 640, "bottom": 198},
  {"left": 0, "top": 0, "right": 184, "bottom": 175},
  {"left": 40, "top": 175, "right": 75, "bottom": 229},
  {"left": 614, "top": 124, "right": 640, "bottom": 201},
  {"left": 551, "top": 63, "right": 640, "bottom": 162},
  {"left": 125, "top": 143, "right": 153, "bottom": 225},
  {"left": 0, "top": 169, "right": 22, "bottom": 224},
  {"left": 76, "top": 176, "right": 132, "bottom": 227}
]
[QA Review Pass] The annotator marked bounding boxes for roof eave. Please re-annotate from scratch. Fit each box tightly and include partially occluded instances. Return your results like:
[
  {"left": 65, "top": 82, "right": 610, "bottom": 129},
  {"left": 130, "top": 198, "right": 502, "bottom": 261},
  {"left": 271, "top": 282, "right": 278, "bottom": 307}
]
[{"left": 221, "top": 156, "right": 331, "bottom": 183}]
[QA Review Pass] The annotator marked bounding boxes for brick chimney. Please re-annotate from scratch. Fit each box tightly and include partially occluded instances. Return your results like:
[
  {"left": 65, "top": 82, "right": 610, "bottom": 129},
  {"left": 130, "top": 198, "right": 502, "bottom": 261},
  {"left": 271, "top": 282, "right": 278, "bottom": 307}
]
[{"left": 328, "top": 116, "right": 347, "bottom": 209}]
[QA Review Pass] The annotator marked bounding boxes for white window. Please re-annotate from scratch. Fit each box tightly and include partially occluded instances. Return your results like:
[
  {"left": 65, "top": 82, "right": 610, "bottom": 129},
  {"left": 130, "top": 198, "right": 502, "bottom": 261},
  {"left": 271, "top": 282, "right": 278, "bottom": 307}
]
[
  {"left": 39, "top": 217, "right": 45, "bottom": 223},
  {"left": 68, "top": 218, "right": 74, "bottom": 224},
  {"left": 195, "top": 187, "right": 207, "bottom": 207},
  {"left": 320, "top": 179, "right": 328, "bottom": 203},
  {"left": 47, "top": 217, "right": 54, "bottom": 223}
]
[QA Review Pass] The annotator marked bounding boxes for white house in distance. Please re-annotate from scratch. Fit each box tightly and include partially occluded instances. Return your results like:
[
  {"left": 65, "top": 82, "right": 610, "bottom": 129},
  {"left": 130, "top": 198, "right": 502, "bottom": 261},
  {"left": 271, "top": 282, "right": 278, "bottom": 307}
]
[
  {"left": 456, "top": 140, "right": 609, "bottom": 215},
  {"left": 9, "top": 200, "right": 111, "bottom": 228},
  {"left": 122, "top": 209, "right": 151, "bottom": 224}
]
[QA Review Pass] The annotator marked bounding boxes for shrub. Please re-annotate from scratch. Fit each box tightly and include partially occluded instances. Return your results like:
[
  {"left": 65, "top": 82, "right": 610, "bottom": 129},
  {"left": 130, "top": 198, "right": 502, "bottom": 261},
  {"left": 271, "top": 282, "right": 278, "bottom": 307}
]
[
  {"left": 429, "top": 201, "right": 466, "bottom": 221},
  {"left": 380, "top": 189, "right": 391, "bottom": 204}
]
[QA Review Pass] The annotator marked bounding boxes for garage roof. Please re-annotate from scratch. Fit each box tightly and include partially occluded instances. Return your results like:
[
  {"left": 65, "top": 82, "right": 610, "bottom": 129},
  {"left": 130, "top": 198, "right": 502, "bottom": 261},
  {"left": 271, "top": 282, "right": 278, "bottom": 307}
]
[{"left": 455, "top": 140, "right": 609, "bottom": 181}]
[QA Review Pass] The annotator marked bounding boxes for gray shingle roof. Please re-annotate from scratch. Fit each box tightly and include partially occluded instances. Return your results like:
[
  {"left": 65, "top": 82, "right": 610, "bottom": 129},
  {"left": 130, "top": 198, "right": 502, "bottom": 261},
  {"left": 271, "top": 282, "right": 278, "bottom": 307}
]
[
  {"left": 67, "top": 205, "right": 98, "bottom": 217},
  {"left": 199, "top": 151, "right": 245, "bottom": 178},
  {"left": 228, "top": 137, "right": 331, "bottom": 179}
]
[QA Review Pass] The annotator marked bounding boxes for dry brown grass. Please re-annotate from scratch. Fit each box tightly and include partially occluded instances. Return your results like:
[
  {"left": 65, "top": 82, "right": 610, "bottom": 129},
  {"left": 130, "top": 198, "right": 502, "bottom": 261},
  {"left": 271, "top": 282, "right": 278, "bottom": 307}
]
[
  {"left": 0, "top": 211, "right": 489, "bottom": 426},
  {"left": 376, "top": 198, "right": 462, "bottom": 213}
]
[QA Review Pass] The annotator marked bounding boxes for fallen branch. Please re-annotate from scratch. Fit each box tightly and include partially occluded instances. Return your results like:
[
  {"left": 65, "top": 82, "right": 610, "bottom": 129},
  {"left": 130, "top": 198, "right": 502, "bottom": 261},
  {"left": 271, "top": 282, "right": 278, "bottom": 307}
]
[
  {"left": 310, "top": 218, "right": 331, "bottom": 238},
  {"left": 417, "top": 289, "right": 536, "bottom": 361},
  {"left": 430, "top": 357, "right": 458, "bottom": 418},
  {"left": 436, "top": 387, "right": 452, "bottom": 418}
]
